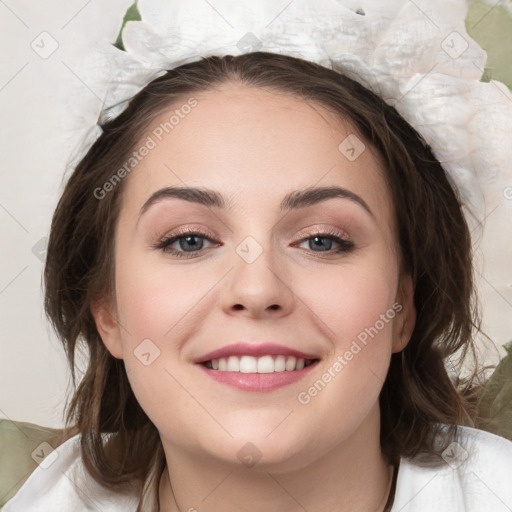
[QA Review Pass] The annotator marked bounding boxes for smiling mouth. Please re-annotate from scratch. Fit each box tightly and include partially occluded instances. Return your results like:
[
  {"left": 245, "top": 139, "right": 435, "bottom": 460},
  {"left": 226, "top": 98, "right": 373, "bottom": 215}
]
[{"left": 201, "top": 355, "right": 319, "bottom": 373}]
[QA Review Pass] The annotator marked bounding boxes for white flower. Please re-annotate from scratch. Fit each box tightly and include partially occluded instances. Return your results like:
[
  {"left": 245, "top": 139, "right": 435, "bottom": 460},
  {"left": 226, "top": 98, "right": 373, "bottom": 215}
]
[{"left": 65, "top": 0, "right": 512, "bottom": 223}]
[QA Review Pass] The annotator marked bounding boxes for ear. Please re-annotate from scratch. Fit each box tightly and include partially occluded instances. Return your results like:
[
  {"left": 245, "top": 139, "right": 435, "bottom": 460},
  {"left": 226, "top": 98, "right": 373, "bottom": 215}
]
[
  {"left": 392, "top": 274, "right": 416, "bottom": 354},
  {"left": 90, "top": 294, "right": 124, "bottom": 359}
]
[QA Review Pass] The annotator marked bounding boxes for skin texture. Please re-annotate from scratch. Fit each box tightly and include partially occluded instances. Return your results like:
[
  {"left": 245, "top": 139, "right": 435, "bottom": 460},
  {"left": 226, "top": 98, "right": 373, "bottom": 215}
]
[{"left": 92, "top": 83, "right": 416, "bottom": 512}]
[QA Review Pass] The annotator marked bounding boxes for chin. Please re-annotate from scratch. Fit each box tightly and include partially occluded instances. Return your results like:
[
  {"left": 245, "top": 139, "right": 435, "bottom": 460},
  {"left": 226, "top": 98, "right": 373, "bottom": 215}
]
[{"left": 191, "top": 420, "right": 329, "bottom": 472}]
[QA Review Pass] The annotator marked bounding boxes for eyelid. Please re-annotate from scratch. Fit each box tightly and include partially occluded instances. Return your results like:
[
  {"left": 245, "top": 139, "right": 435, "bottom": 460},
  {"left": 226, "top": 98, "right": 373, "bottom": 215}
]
[
  {"left": 153, "top": 226, "right": 219, "bottom": 249},
  {"left": 295, "top": 225, "right": 351, "bottom": 241},
  {"left": 155, "top": 225, "right": 217, "bottom": 241}
]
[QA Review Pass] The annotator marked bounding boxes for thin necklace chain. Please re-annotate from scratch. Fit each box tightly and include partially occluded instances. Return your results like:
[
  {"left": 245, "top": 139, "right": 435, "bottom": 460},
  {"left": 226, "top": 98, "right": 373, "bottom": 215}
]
[{"left": 165, "top": 462, "right": 398, "bottom": 512}]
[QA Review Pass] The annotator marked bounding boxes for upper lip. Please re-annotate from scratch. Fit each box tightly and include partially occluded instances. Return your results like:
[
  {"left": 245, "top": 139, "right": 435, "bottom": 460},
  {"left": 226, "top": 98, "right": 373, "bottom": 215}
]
[{"left": 193, "top": 342, "right": 319, "bottom": 364}]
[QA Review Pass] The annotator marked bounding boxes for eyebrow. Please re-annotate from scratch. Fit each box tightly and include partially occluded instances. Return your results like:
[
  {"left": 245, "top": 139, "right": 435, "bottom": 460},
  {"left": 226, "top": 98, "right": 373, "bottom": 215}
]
[{"left": 139, "top": 185, "right": 374, "bottom": 219}]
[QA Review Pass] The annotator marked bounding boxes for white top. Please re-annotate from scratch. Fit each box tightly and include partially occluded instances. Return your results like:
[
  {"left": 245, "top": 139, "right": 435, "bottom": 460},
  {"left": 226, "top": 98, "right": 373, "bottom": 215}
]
[{"left": 3, "top": 425, "right": 512, "bottom": 511}]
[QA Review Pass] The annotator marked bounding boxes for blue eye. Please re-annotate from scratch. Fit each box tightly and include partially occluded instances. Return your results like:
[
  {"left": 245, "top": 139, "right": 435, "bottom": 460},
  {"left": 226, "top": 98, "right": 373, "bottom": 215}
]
[
  {"left": 155, "top": 229, "right": 218, "bottom": 258},
  {"left": 296, "top": 232, "right": 354, "bottom": 254},
  {"left": 155, "top": 229, "right": 354, "bottom": 259}
]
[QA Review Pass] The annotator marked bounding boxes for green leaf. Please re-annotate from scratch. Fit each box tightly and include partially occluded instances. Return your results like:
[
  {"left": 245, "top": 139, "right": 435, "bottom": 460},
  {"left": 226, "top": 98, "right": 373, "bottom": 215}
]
[
  {"left": 475, "top": 340, "right": 512, "bottom": 440},
  {"left": 466, "top": 1, "right": 512, "bottom": 89},
  {"left": 113, "top": 2, "right": 142, "bottom": 51}
]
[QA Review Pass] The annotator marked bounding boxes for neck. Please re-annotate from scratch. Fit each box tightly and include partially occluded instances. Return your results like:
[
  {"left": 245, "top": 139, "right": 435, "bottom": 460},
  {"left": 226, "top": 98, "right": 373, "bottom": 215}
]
[{"left": 158, "top": 404, "right": 394, "bottom": 512}]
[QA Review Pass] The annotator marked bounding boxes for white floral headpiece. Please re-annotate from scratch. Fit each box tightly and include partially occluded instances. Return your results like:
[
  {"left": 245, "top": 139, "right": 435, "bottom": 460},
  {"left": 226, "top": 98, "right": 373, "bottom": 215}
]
[{"left": 68, "top": 0, "right": 512, "bottom": 224}]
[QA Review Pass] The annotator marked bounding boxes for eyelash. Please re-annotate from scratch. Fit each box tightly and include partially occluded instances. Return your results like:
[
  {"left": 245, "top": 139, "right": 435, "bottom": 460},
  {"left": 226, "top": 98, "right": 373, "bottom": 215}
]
[{"left": 154, "top": 227, "right": 355, "bottom": 259}]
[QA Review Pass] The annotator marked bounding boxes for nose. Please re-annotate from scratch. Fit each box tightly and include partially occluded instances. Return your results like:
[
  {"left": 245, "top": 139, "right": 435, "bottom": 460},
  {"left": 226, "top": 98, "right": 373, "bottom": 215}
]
[{"left": 220, "top": 236, "right": 295, "bottom": 320}]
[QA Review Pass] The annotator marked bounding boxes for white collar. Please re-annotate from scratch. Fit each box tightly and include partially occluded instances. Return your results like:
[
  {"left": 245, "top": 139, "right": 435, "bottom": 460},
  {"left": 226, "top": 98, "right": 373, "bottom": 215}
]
[{"left": 4, "top": 425, "right": 512, "bottom": 512}]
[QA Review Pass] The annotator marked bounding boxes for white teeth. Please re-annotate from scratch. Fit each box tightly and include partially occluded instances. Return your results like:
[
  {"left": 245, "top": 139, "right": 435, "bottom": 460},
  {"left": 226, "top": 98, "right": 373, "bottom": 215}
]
[
  {"left": 227, "top": 356, "right": 240, "bottom": 372},
  {"left": 285, "top": 356, "right": 297, "bottom": 371},
  {"left": 257, "top": 355, "right": 274, "bottom": 373},
  {"left": 207, "top": 355, "right": 314, "bottom": 373},
  {"left": 274, "top": 355, "right": 286, "bottom": 372},
  {"left": 239, "top": 355, "right": 258, "bottom": 373}
]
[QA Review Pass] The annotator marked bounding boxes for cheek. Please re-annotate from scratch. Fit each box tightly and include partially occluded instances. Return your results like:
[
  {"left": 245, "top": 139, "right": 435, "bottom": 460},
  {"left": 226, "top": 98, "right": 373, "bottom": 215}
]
[
  {"left": 111, "top": 250, "right": 217, "bottom": 417},
  {"left": 114, "top": 249, "right": 210, "bottom": 345},
  {"left": 302, "top": 253, "right": 398, "bottom": 350},
  {"left": 293, "top": 252, "right": 399, "bottom": 411},
  {"left": 112, "top": 252, "right": 203, "bottom": 439}
]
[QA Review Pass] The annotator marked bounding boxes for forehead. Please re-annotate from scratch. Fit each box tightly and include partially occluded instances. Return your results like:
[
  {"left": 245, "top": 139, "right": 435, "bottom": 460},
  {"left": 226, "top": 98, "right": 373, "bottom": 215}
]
[{"left": 118, "top": 83, "right": 393, "bottom": 229}]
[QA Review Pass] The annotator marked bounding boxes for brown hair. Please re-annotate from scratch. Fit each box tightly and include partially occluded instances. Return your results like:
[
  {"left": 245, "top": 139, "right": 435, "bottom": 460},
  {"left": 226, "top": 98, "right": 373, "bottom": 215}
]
[{"left": 44, "top": 52, "right": 481, "bottom": 510}]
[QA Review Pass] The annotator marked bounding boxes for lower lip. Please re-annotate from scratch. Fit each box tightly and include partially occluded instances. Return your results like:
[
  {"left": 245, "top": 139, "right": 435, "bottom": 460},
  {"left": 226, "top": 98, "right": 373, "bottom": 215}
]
[{"left": 196, "top": 361, "right": 319, "bottom": 392}]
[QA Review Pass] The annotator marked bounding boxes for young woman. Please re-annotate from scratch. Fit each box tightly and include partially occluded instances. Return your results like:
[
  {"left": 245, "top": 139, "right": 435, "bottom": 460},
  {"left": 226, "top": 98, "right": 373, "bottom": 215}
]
[{"left": 3, "top": 2, "right": 512, "bottom": 512}]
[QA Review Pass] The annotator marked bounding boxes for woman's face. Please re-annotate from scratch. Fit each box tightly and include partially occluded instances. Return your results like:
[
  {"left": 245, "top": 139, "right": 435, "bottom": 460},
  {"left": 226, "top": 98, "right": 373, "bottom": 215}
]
[{"left": 93, "top": 82, "right": 415, "bottom": 471}]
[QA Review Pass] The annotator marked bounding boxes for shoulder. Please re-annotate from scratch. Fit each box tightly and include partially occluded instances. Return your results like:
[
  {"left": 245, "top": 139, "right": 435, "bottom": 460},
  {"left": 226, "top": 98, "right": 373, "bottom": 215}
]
[
  {"left": 392, "top": 424, "right": 512, "bottom": 512},
  {"left": 2, "top": 432, "right": 140, "bottom": 512}
]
